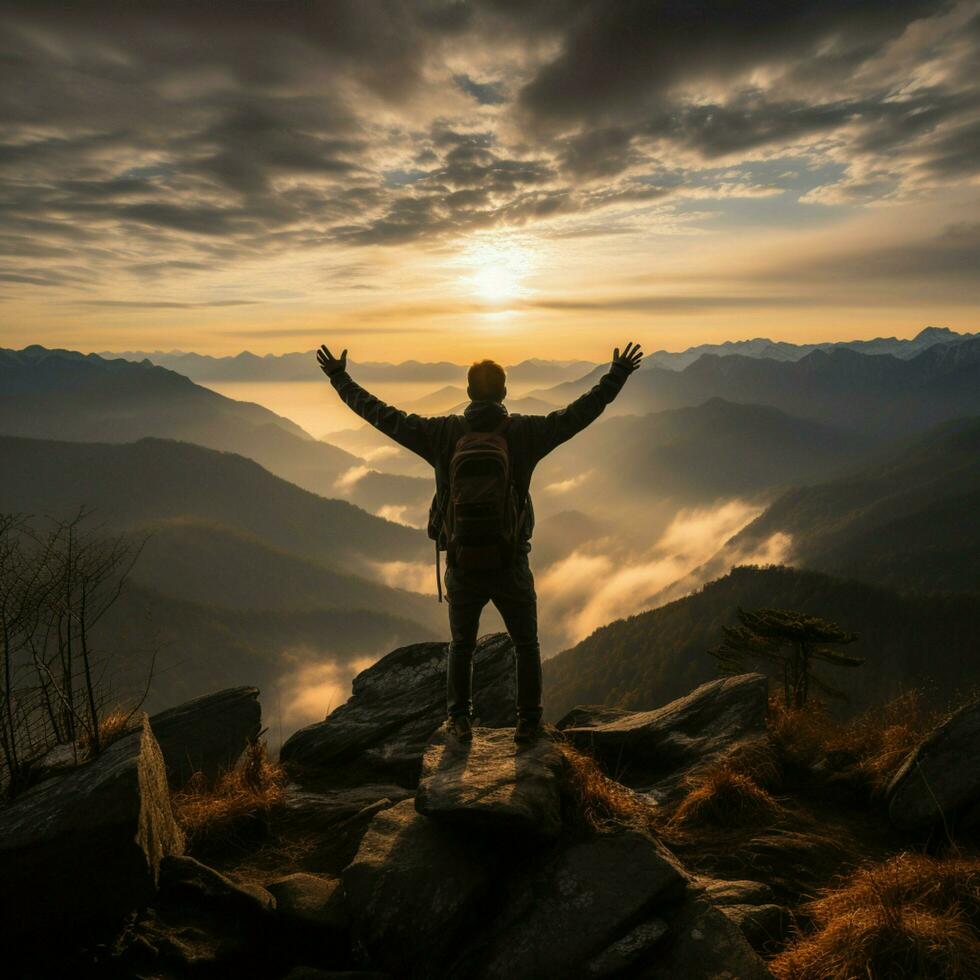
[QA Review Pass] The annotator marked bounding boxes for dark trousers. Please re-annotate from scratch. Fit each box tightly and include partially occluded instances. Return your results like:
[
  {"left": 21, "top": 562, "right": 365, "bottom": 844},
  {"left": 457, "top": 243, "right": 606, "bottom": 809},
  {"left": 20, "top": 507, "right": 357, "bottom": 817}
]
[{"left": 445, "top": 550, "right": 542, "bottom": 723}]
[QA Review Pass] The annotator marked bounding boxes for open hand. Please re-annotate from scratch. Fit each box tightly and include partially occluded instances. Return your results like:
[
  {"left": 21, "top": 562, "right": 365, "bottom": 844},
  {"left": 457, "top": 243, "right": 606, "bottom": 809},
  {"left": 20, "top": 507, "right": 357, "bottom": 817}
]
[
  {"left": 612, "top": 341, "right": 643, "bottom": 374},
  {"left": 317, "top": 344, "right": 348, "bottom": 377}
]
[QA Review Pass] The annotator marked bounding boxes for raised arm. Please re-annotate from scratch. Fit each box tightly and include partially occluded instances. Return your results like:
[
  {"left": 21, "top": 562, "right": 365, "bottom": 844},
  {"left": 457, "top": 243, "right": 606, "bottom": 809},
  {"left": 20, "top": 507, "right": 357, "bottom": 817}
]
[
  {"left": 525, "top": 342, "right": 643, "bottom": 461},
  {"left": 317, "top": 345, "right": 435, "bottom": 462}
]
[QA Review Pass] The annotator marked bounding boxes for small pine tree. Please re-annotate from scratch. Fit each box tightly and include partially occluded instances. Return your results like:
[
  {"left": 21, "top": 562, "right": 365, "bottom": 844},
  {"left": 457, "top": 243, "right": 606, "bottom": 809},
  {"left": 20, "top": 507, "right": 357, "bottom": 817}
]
[{"left": 709, "top": 607, "right": 862, "bottom": 707}]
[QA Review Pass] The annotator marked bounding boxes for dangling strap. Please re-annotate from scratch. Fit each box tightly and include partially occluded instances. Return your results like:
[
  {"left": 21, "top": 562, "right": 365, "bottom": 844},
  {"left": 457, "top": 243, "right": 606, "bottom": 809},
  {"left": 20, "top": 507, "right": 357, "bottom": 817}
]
[{"left": 435, "top": 540, "right": 443, "bottom": 603}]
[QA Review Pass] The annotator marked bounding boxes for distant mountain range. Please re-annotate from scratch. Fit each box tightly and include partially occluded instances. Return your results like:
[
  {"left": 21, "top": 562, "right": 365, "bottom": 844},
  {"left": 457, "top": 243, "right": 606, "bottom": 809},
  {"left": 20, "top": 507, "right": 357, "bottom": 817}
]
[
  {"left": 0, "top": 346, "right": 361, "bottom": 498},
  {"left": 724, "top": 416, "right": 980, "bottom": 595},
  {"left": 533, "top": 398, "right": 872, "bottom": 516},
  {"left": 542, "top": 565, "right": 980, "bottom": 723},
  {"left": 533, "top": 335, "right": 980, "bottom": 436},
  {"left": 98, "top": 349, "right": 599, "bottom": 386},
  {"left": 641, "top": 326, "right": 977, "bottom": 371},
  {"left": 100, "top": 326, "right": 975, "bottom": 384},
  {"left": 0, "top": 434, "right": 446, "bottom": 723}
]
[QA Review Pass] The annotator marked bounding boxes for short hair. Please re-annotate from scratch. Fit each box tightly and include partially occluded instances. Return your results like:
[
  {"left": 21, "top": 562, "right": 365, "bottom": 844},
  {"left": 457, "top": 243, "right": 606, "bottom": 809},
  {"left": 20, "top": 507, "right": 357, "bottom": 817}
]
[{"left": 467, "top": 359, "right": 507, "bottom": 402}]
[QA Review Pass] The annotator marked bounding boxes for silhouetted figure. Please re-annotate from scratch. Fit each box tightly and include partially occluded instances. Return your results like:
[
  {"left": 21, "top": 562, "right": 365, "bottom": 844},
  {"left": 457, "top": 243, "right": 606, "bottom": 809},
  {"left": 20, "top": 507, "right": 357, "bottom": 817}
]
[{"left": 318, "top": 342, "right": 643, "bottom": 743}]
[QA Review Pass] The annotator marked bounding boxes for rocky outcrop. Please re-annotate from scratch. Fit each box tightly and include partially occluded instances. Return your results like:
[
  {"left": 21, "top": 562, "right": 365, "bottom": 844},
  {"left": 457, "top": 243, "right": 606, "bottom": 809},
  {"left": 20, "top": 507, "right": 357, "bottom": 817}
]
[
  {"left": 0, "top": 714, "right": 183, "bottom": 941},
  {"left": 415, "top": 727, "right": 563, "bottom": 838},
  {"left": 281, "top": 633, "right": 517, "bottom": 784},
  {"left": 887, "top": 697, "right": 980, "bottom": 831},
  {"left": 558, "top": 673, "right": 769, "bottom": 796},
  {"left": 150, "top": 686, "right": 262, "bottom": 786},
  {"left": 464, "top": 830, "right": 688, "bottom": 979},
  {"left": 342, "top": 798, "right": 496, "bottom": 975},
  {"left": 340, "top": 724, "right": 771, "bottom": 979}
]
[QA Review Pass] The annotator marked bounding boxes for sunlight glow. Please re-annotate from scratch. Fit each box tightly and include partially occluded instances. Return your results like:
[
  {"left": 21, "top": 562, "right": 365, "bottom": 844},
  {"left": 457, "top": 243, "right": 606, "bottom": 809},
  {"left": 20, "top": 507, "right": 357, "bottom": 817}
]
[{"left": 459, "top": 233, "right": 537, "bottom": 305}]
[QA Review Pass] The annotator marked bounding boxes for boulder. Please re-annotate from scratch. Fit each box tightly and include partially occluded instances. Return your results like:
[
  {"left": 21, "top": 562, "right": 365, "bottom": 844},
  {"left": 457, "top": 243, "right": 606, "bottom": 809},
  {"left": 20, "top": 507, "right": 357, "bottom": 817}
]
[
  {"left": 0, "top": 713, "right": 183, "bottom": 941},
  {"left": 717, "top": 903, "right": 787, "bottom": 949},
  {"left": 341, "top": 798, "right": 495, "bottom": 975},
  {"left": 559, "top": 674, "right": 769, "bottom": 793},
  {"left": 119, "top": 856, "right": 278, "bottom": 977},
  {"left": 158, "top": 854, "right": 276, "bottom": 917},
  {"left": 887, "top": 698, "right": 980, "bottom": 831},
  {"left": 584, "top": 918, "right": 669, "bottom": 976},
  {"left": 635, "top": 895, "right": 773, "bottom": 979},
  {"left": 463, "top": 830, "right": 688, "bottom": 979},
  {"left": 268, "top": 872, "right": 347, "bottom": 933},
  {"left": 282, "top": 633, "right": 516, "bottom": 785},
  {"left": 415, "top": 727, "right": 563, "bottom": 838},
  {"left": 280, "top": 783, "right": 414, "bottom": 875},
  {"left": 150, "top": 686, "right": 262, "bottom": 786}
]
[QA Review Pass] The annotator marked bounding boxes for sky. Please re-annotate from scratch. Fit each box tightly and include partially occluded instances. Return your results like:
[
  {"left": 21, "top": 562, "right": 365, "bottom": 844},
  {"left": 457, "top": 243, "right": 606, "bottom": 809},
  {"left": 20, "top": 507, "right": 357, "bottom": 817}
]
[{"left": 1, "top": 0, "right": 979, "bottom": 360}]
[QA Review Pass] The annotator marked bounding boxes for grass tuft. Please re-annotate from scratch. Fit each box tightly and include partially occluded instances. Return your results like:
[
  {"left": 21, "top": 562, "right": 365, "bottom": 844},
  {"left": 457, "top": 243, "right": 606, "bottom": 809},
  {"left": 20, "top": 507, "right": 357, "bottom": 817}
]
[
  {"left": 558, "top": 741, "right": 656, "bottom": 833},
  {"left": 768, "top": 690, "right": 941, "bottom": 795},
  {"left": 668, "top": 764, "right": 783, "bottom": 831},
  {"left": 771, "top": 853, "right": 980, "bottom": 979},
  {"left": 173, "top": 740, "right": 285, "bottom": 846}
]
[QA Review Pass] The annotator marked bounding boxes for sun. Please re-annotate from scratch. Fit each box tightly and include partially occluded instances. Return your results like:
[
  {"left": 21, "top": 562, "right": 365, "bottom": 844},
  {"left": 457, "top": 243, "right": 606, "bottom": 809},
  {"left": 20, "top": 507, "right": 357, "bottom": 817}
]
[{"left": 460, "top": 233, "right": 537, "bottom": 304}]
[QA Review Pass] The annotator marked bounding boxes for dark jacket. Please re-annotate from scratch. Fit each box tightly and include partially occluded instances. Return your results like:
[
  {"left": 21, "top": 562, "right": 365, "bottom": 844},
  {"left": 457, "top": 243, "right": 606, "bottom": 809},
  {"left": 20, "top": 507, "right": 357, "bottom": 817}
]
[{"left": 328, "top": 363, "right": 631, "bottom": 544}]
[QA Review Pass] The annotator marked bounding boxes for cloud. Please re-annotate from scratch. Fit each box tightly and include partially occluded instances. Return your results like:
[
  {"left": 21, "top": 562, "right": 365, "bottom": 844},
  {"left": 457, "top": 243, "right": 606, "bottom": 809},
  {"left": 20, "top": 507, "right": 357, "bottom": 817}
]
[
  {"left": 0, "top": 0, "right": 977, "bottom": 322},
  {"left": 537, "top": 498, "right": 767, "bottom": 645}
]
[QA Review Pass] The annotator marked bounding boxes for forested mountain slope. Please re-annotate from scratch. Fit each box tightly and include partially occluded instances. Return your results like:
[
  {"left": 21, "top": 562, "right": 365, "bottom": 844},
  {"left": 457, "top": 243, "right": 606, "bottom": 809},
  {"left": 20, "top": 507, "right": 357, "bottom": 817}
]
[{"left": 543, "top": 565, "right": 980, "bottom": 722}]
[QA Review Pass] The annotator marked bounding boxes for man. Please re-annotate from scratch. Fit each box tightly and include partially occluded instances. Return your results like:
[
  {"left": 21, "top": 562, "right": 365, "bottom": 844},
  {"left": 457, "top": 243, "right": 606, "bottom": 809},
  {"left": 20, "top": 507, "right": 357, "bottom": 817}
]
[{"left": 317, "top": 341, "right": 643, "bottom": 744}]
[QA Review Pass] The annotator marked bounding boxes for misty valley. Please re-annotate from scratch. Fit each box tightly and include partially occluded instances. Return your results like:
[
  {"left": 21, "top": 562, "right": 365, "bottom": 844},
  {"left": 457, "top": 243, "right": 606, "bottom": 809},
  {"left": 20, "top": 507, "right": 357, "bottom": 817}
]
[{"left": 2, "top": 327, "right": 978, "bottom": 741}]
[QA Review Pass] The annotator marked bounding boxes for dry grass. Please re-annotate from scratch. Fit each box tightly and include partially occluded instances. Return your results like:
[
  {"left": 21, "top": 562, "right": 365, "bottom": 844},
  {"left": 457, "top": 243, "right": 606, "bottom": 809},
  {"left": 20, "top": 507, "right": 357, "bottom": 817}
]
[
  {"left": 172, "top": 740, "right": 286, "bottom": 846},
  {"left": 77, "top": 705, "right": 140, "bottom": 758},
  {"left": 771, "top": 853, "right": 980, "bottom": 979},
  {"left": 558, "top": 742, "right": 656, "bottom": 833},
  {"left": 668, "top": 764, "right": 783, "bottom": 832},
  {"left": 768, "top": 691, "right": 941, "bottom": 795}
]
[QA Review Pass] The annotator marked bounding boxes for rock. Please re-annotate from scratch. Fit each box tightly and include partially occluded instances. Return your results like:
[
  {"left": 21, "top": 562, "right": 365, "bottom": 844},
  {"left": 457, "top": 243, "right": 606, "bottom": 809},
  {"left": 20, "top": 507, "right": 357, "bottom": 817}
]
[
  {"left": 282, "top": 633, "right": 517, "bottom": 785},
  {"left": 150, "top": 686, "right": 262, "bottom": 786},
  {"left": 556, "top": 704, "right": 633, "bottom": 730},
  {"left": 700, "top": 878, "right": 775, "bottom": 906},
  {"left": 0, "top": 713, "right": 183, "bottom": 941},
  {"left": 280, "top": 783, "right": 414, "bottom": 875},
  {"left": 585, "top": 918, "right": 669, "bottom": 976},
  {"left": 268, "top": 872, "right": 347, "bottom": 933},
  {"left": 559, "top": 674, "right": 769, "bottom": 792},
  {"left": 342, "top": 798, "right": 495, "bottom": 975},
  {"left": 122, "top": 858, "right": 277, "bottom": 977},
  {"left": 463, "top": 829, "right": 688, "bottom": 979},
  {"left": 636, "top": 895, "right": 773, "bottom": 979},
  {"left": 887, "top": 698, "right": 980, "bottom": 831},
  {"left": 158, "top": 854, "right": 276, "bottom": 916},
  {"left": 717, "top": 903, "right": 787, "bottom": 949},
  {"left": 415, "top": 727, "right": 563, "bottom": 838},
  {"left": 282, "top": 782, "right": 414, "bottom": 827}
]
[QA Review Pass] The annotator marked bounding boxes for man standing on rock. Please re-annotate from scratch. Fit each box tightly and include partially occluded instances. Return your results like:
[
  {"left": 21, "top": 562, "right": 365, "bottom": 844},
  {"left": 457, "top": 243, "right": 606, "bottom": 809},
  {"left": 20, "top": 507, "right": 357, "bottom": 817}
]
[{"left": 317, "top": 342, "right": 644, "bottom": 744}]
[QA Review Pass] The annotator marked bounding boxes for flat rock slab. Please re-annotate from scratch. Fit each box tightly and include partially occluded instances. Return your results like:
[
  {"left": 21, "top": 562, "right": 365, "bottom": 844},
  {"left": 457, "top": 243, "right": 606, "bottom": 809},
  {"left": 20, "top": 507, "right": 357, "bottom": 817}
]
[
  {"left": 0, "top": 713, "right": 183, "bottom": 941},
  {"left": 467, "top": 830, "right": 688, "bottom": 980},
  {"left": 342, "top": 798, "right": 494, "bottom": 976},
  {"left": 887, "top": 697, "right": 980, "bottom": 831},
  {"left": 150, "top": 686, "right": 262, "bottom": 787},
  {"left": 282, "top": 634, "right": 516, "bottom": 786},
  {"left": 559, "top": 673, "right": 769, "bottom": 790},
  {"left": 415, "top": 727, "right": 563, "bottom": 838}
]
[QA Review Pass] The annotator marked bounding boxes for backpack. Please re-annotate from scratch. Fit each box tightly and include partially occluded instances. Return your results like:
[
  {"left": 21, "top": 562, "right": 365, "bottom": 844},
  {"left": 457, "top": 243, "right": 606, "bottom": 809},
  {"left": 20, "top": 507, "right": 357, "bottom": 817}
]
[{"left": 427, "top": 418, "right": 522, "bottom": 600}]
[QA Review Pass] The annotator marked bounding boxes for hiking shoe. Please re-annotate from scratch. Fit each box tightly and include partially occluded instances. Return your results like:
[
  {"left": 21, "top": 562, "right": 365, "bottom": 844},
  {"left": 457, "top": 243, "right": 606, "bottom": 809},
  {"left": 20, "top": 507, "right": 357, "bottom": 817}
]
[
  {"left": 448, "top": 715, "right": 473, "bottom": 742},
  {"left": 514, "top": 718, "right": 542, "bottom": 744}
]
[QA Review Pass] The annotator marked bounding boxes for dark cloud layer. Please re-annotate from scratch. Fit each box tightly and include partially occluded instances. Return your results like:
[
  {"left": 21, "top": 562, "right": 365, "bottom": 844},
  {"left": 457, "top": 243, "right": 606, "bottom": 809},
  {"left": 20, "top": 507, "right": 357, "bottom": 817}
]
[{"left": 0, "top": 0, "right": 976, "bottom": 296}]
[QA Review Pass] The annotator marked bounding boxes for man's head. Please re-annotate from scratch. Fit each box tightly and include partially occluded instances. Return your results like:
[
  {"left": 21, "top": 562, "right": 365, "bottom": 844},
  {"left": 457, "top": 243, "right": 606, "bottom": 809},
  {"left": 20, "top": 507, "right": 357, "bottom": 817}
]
[{"left": 467, "top": 359, "right": 507, "bottom": 403}]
